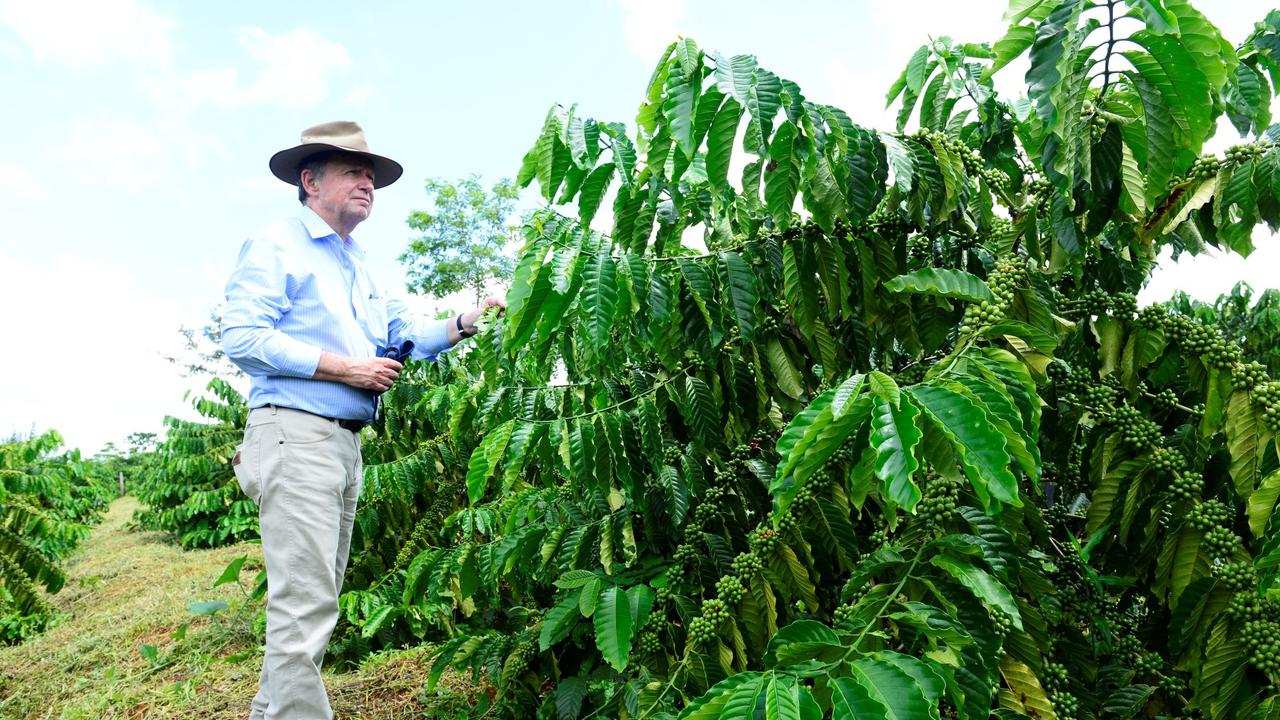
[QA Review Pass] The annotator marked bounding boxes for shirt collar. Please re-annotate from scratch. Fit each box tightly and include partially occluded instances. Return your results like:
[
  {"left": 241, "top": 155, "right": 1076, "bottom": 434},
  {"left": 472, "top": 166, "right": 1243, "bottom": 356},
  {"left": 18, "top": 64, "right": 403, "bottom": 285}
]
[{"left": 298, "top": 205, "right": 364, "bottom": 259}]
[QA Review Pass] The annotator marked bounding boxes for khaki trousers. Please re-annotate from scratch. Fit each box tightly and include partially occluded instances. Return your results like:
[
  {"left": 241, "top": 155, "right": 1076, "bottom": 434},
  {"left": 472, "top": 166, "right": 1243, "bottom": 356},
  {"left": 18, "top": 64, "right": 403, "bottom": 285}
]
[{"left": 233, "top": 406, "right": 363, "bottom": 720}]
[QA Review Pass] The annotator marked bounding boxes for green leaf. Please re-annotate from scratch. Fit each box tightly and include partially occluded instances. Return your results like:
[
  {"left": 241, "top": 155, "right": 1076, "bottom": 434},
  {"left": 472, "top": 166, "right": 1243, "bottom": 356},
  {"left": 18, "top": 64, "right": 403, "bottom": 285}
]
[
  {"left": 212, "top": 555, "right": 247, "bottom": 588},
  {"left": 1102, "top": 685, "right": 1154, "bottom": 718},
  {"left": 765, "top": 121, "right": 801, "bottom": 228},
  {"left": 830, "top": 676, "right": 890, "bottom": 720},
  {"left": 986, "top": 25, "right": 1036, "bottom": 80},
  {"left": 931, "top": 554, "right": 1022, "bottom": 629},
  {"left": 540, "top": 593, "right": 582, "bottom": 650},
  {"left": 719, "top": 250, "right": 760, "bottom": 341},
  {"left": 676, "top": 671, "right": 763, "bottom": 720},
  {"left": 664, "top": 70, "right": 701, "bottom": 157},
  {"left": 578, "top": 163, "right": 615, "bottom": 226},
  {"left": 466, "top": 419, "right": 515, "bottom": 504},
  {"left": 766, "top": 338, "right": 805, "bottom": 400},
  {"left": 188, "top": 600, "right": 229, "bottom": 616},
  {"left": 847, "top": 656, "right": 935, "bottom": 720},
  {"left": 1249, "top": 468, "right": 1280, "bottom": 539},
  {"left": 998, "top": 657, "right": 1057, "bottom": 720},
  {"left": 1226, "top": 390, "right": 1272, "bottom": 506},
  {"left": 907, "top": 385, "right": 1020, "bottom": 508},
  {"left": 884, "top": 269, "right": 994, "bottom": 303},
  {"left": 360, "top": 605, "right": 400, "bottom": 639},
  {"left": 868, "top": 370, "right": 901, "bottom": 407},
  {"left": 594, "top": 585, "right": 633, "bottom": 671},
  {"left": 581, "top": 251, "right": 618, "bottom": 353},
  {"left": 706, "top": 96, "right": 743, "bottom": 190},
  {"left": 870, "top": 396, "right": 924, "bottom": 512}
]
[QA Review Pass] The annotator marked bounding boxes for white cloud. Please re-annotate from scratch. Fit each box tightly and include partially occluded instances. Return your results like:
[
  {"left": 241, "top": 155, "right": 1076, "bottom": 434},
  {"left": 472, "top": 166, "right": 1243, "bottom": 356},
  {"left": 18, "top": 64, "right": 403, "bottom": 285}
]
[
  {"left": 0, "top": 253, "right": 207, "bottom": 454},
  {"left": 49, "top": 117, "right": 225, "bottom": 194},
  {"left": 0, "top": 164, "right": 44, "bottom": 199},
  {"left": 238, "top": 27, "right": 351, "bottom": 108},
  {"left": 620, "top": 0, "right": 685, "bottom": 60},
  {"left": 145, "top": 27, "right": 351, "bottom": 111},
  {"left": 0, "top": 0, "right": 172, "bottom": 68}
]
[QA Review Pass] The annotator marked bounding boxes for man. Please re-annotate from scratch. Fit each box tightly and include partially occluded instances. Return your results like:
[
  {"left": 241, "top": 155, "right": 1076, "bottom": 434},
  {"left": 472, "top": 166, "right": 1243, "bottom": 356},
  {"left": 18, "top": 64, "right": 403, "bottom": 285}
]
[{"left": 222, "top": 120, "right": 503, "bottom": 720}]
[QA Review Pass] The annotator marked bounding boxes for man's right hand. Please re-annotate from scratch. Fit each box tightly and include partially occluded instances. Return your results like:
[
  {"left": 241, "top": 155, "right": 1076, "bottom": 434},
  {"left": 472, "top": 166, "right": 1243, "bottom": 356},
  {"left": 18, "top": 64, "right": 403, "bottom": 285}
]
[{"left": 314, "top": 352, "right": 402, "bottom": 392}]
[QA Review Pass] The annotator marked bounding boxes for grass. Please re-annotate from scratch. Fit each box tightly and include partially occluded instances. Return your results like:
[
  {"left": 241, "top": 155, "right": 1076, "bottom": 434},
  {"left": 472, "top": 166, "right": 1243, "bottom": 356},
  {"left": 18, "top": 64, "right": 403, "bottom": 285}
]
[{"left": 0, "top": 497, "right": 480, "bottom": 720}]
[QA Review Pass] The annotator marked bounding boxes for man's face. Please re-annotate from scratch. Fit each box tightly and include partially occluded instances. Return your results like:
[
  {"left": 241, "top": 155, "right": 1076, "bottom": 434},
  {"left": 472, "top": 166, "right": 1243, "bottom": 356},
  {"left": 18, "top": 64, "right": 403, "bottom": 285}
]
[{"left": 305, "top": 154, "right": 376, "bottom": 227}]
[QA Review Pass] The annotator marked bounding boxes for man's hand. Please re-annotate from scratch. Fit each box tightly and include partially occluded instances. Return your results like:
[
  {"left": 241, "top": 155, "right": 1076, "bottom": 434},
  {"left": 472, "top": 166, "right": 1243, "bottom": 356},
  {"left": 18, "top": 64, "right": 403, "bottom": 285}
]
[
  {"left": 460, "top": 296, "right": 507, "bottom": 332},
  {"left": 450, "top": 296, "right": 507, "bottom": 343},
  {"left": 315, "top": 351, "right": 402, "bottom": 392}
]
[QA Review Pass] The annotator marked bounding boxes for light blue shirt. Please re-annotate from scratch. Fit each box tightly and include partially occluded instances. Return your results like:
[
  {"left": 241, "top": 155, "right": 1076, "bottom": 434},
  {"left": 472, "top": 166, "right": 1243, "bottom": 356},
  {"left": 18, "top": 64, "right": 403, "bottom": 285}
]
[{"left": 221, "top": 206, "right": 451, "bottom": 421}]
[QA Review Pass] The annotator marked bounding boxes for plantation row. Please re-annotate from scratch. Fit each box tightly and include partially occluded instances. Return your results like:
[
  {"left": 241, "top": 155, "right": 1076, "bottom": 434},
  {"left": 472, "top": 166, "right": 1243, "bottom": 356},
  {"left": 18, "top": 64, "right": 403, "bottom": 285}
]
[{"left": 10, "top": 1, "right": 1280, "bottom": 719}]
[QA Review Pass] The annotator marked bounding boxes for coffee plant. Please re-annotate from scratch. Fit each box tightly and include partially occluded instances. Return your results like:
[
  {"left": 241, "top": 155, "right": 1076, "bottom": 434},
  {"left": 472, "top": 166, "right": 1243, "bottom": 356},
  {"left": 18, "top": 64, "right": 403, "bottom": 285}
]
[
  {"left": 0, "top": 430, "right": 111, "bottom": 643},
  {"left": 102, "top": 3, "right": 1280, "bottom": 718},
  {"left": 133, "top": 377, "right": 256, "bottom": 549},
  {"left": 315, "top": 3, "right": 1280, "bottom": 718}
]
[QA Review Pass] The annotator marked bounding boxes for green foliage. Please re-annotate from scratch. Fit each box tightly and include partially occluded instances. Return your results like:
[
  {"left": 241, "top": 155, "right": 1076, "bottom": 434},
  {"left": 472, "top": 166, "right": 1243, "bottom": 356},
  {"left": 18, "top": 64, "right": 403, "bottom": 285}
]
[
  {"left": 401, "top": 175, "right": 520, "bottom": 304},
  {"left": 143, "top": 3, "right": 1280, "bottom": 718},
  {"left": 133, "top": 378, "right": 256, "bottom": 549},
  {"left": 0, "top": 430, "right": 112, "bottom": 643}
]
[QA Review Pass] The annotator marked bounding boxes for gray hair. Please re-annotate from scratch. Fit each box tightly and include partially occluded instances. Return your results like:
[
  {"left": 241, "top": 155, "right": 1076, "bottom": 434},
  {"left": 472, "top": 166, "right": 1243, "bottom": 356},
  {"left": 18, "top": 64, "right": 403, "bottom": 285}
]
[{"left": 297, "top": 152, "right": 334, "bottom": 205}]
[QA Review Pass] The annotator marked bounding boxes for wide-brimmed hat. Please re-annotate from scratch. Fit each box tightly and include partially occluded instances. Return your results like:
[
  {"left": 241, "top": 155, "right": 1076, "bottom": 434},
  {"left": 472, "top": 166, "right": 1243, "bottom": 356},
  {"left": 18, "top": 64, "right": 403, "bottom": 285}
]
[{"left": 269, "top": 120, "right": 403, "bottom": 189}]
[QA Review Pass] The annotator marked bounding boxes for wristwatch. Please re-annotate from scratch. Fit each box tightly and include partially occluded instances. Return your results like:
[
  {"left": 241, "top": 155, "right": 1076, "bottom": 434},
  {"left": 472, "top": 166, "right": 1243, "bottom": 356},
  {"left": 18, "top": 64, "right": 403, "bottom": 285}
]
[{"left": 456, "top": 314, "right": 475, "bottom": 338}]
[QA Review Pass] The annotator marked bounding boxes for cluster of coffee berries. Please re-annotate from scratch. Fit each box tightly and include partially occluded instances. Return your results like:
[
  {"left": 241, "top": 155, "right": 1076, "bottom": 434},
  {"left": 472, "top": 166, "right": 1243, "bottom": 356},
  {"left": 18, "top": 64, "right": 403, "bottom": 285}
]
[
  {"left": 1076, "top": 289, "right": 1113, "bottom": 316},
  {"left": 1150, "top": 447, "right": 1185, "bottom": 475},
  {"left": 960, "top": 260, "right": 1022, "bottom": 333},
  {"left": 1254, "top": 382, "right": 1280, "bottom": 433},
  {"left": 1187, "top": 155, "right": 1223, "bottom": 180},
  {"left": 1160, "top": 314, "right": 1241, "bottom": 369},
  {"left": 638, "top": 630, "right": 663, "bottom": 654},
  {"left": 1152, "top": 388, "right": 1180, "bottom": 412},
  {"left": 1212, "top": 560, "right": 1256, "bottom": 592},
  {"left": 702, "top": 598, "right": 731, "bottom": 624},
  {"left": 919, "top": 473, "right": 962, "bottom": 526},
  {"left": 1188, "top": 500, "right": 1232, "bottom": 532},
  {"left": 732, "top": 551, "right": 764, "bottom": 577},
  {"left": 504, "top": 640, "right": 537, "bottom": 679},
  {"left": 1243, "top": 618, "right": 1280, "bottom": 674},
  {"left": 1159, "top": 674, "right": 1188, "bottom": 694},
  {"left": 687, "top": 616, "right": 716, "bottom": 644},
  {"left": 1134, "top": 651, "right": 1163, "bottom": 676},
  {"left": 751, "top": 527, "right": 781, "bottom": 554},
  {"left": 1053, "top": 691, "right": 1081, "bottom": 720},
  {"left": 1203, "top": 526, "right": 1239, "bottom": 559},
  {"left": 1113, "top": 633, "right": 1143, "bottom": 659},
  {"left": 907, "top": 234, "right": 935, "bottom": 266},
  {"left": 1224, "top": 142, "right": 1269, "bottom": 165},
  {"left": 1233, "top": 362, "right": 1269, "bottom": 392},
  {"left": 1169, "top": 471, "right": 1203, "bottom": 502},
  {"left": 833, "top": 602, "right": 859, "bottom": 627},
  {"left": 715, "top": 575, "right": 746, "bottom": 605},
  {"left": 1106, "top": 405, "right": 1162, "bottom": 449},
  {"left": 1041, "top": 662, "right": 1069, "bottom": 692},
  {"left": 990, "top": 610, "right": 1015, "bottom": 636}
]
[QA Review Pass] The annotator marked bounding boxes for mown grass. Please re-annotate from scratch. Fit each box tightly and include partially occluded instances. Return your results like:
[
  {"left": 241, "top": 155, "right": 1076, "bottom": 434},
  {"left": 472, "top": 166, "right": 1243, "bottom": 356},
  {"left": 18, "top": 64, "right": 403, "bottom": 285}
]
[{"left": 0, "top": 497, "right": 480, "bottom": 720}]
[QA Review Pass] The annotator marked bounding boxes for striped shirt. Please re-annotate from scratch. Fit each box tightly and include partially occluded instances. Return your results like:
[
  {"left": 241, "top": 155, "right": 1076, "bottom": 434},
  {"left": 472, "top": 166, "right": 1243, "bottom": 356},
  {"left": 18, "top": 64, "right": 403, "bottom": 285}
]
[{"left": 221, "top": 206, "right": 450, "bottom": 421}]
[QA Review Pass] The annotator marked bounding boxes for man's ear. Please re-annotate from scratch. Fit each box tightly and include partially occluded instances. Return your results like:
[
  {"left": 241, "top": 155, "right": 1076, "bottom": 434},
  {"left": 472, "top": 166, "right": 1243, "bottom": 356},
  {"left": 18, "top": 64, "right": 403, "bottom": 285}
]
[{"left": 300, "top": 168, "right": 319, "bottom": 198}]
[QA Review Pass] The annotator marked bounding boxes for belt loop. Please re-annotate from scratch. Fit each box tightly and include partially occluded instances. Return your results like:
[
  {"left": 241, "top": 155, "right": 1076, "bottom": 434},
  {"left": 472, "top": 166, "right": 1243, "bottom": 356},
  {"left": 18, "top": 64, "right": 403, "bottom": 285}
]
[{"left": 270, "top": 404, "right": 278, "bottom": 416}]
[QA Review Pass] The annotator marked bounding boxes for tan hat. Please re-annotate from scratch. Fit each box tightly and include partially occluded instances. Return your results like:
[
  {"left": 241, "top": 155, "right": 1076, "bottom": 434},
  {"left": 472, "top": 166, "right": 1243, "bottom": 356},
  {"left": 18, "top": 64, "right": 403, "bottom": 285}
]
[{"left": 269, "top": 120, "right": 403, "bottom": 189}]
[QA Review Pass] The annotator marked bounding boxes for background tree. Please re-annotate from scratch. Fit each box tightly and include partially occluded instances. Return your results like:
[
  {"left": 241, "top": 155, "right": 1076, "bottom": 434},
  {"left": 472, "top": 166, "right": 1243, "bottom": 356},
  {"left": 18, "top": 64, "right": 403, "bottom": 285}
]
[
  {"left": 400, "top": 175, "right": 519, "bottom": 304},
  {"left": 162, "top": 308, "right": 243, "bottom": 380}
]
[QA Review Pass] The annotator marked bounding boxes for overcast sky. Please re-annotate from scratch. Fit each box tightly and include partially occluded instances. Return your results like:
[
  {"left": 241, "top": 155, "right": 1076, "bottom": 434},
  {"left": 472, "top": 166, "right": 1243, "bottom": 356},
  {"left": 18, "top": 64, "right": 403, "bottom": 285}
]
[{"left": 1, "top": 0, "right": 1277, "bottom": 455}]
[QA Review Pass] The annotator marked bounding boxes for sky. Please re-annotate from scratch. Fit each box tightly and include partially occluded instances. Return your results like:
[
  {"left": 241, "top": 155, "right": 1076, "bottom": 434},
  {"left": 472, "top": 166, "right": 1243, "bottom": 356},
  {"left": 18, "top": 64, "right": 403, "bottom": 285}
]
[{"left": 1, "top": 0, "right": 1278, "bottom": 456}]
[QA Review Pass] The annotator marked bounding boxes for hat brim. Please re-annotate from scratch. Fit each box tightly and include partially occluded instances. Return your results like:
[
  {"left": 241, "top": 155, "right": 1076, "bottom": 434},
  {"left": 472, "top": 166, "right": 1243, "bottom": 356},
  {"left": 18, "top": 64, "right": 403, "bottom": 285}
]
[{"left": 269, "top": 143, "right": 403, "bottom": 189}]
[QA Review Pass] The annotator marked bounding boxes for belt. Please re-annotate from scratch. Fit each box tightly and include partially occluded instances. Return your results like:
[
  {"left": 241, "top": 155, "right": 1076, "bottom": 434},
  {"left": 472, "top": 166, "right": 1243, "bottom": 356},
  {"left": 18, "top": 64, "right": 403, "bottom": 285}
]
[{"left": 261, "top": 404, "right": 369, "bottom": 433}]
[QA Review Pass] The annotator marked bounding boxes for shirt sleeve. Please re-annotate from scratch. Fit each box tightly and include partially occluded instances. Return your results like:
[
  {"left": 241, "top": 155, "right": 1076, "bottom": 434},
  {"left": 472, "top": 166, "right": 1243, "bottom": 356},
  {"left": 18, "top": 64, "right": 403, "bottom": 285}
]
[
  {"left": 386, "top": 296, "right": 452, "bottom": 361},
  {"left": 221, "top": 237, "right": 324, "bottom": 378}
]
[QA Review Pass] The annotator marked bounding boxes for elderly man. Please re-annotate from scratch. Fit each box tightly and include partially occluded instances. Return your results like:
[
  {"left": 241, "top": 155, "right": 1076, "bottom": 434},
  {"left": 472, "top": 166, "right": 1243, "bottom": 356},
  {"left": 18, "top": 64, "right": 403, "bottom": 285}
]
[{"left": 223, "top": 121, "right": 502, "bottom": 720}]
